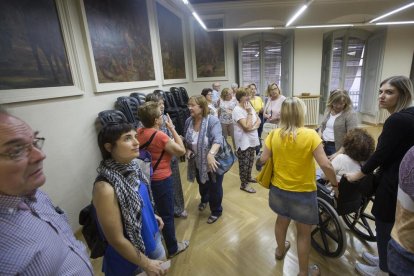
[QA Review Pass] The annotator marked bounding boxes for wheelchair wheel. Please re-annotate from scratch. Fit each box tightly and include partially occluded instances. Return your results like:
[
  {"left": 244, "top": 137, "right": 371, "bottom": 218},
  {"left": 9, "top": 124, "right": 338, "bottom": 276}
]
[
  {"left": 311, "top": 198, "right": 347, "bottom": 258},
  {"left": 342, "top": 197, "right": 376, "bottom": 242}
]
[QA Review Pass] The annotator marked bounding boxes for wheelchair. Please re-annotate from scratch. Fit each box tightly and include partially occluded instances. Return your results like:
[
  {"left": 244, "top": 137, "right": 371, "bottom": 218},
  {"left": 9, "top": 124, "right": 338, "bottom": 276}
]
[{"left": 310, "top": 176, "right": 376, "bottom": 258}]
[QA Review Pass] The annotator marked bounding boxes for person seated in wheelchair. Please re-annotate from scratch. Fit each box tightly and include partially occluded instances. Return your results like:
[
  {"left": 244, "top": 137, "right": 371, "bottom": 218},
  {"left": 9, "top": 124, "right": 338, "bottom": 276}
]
[{"left": 318, "top": 128, "right": 375, "bottom": 196}]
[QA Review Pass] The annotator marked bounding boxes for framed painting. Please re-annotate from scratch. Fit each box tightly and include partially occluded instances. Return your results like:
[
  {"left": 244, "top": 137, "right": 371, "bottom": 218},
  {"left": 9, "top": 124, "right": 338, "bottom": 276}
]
[
  {"left": 191, "top": 16, "right": 227, "bottom": 81},
  {"left": 0, "top": 0, "right": 84, "bottom": 104},
  {"left": 156, "top": 2, "right": 188, "bottom": 84},
  {"left": 81, "top": 0, "right": 157, "bottom": 92}
]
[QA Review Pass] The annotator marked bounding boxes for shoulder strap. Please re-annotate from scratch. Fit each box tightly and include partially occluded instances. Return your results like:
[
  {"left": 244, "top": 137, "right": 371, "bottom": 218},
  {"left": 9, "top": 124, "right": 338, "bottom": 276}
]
[
  {"left": 153, "top": 150, "right": 165, "bottom": 171},
  {"left": 139, "top": 130, "right": 157, "bottom": 149}
]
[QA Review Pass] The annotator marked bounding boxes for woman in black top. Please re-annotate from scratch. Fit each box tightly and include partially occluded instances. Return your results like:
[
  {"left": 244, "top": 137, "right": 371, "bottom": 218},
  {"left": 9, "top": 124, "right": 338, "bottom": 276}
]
[{"left": 347, "top": 76, "right": 414, "bottom": 275}]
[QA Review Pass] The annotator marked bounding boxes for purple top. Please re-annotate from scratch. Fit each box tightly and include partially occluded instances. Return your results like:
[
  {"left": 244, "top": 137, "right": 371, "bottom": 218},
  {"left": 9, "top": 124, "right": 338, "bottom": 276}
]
[
  {"left": 0, "top": 190, "right": 93, "bottom": 275},
  {"left": 399, "top": 145, "right": 414, "bottom": 199}
]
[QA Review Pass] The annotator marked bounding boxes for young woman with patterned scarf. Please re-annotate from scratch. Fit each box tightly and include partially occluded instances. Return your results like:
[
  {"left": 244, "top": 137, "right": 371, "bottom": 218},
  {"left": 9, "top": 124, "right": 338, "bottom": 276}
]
[
  {"left": 184, "top": 95, "right": 224, "bottom": 224},
  {"left": 93, "top": 123, "right": 167, "bottom": 276}
]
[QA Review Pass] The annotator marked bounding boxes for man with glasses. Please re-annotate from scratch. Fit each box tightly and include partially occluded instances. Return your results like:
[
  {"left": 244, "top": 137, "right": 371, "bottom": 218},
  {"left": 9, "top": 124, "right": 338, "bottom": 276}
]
[
  {"left": 212, "top": 82, "right": 221, "bottom": 107},
  {"left": 0, "top": 107, "right": 93, "bottom": 275}
]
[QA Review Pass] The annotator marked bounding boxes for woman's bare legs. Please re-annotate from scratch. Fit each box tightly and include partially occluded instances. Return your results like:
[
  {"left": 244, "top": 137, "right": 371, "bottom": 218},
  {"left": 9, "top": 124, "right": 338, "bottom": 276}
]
[
  {"left": 275, "top": 215, "right": 291, "bottom": 257},
  {"left": 295, "top": 222, "right": 313, "bottom": 276}
]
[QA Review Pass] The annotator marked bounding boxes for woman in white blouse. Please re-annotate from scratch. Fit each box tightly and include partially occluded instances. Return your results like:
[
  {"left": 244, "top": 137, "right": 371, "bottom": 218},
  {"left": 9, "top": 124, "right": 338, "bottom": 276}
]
[
  {"left": 263, "top": 82, "right": 286, "bottom": 128},
  {"left": 232, "top": 87, "right": 261, "bottom": 193},
  {"left": 218, "top": 88, "right": 237, "bottom": 150}
]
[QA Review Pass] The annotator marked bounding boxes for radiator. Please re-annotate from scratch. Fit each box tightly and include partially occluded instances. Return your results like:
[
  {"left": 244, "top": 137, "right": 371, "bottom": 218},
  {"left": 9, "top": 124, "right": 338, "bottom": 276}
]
[
  {"left": 300, "top": 97, "right": 320, "bottom": 126},
  {"left": 378, "top": 109, "right": 390, "bottom": 124}
]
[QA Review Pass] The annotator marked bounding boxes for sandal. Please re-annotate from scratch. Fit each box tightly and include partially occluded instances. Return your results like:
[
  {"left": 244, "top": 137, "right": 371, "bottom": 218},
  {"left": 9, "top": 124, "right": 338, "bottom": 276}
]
[
  {"left": 275, "top": 241, "right": 291, "bottom": 260},
  {"left": 174, "top": 210, "right": 188, "bottom": 218},
  {"left": 308, "top": 264, "right": 321, "bottom": 276},
  {"left": 168, "top": 240, "right": 190, "bottom": 258},
  {"left": 240, "top": 186, "right": 256, "bottom": 193},
  {"left": 198, "top": 202, "right": 207, "bottom": 211},
  {"left": 248, "top": 178, "right": 258, "bottom": 183},
  {"left": 207, "top": 215, "right": 221, "bottom": 224}
]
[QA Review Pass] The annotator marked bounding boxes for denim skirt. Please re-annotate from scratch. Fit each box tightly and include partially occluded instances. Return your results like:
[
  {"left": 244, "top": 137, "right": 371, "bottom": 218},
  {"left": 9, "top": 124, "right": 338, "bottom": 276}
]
[{"left": 269, "top": 184, "right": 319, "bottom": 225}]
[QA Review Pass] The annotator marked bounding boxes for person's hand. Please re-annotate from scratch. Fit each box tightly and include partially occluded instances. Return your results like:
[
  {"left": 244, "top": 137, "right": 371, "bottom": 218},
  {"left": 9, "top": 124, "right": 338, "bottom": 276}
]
[
  {"left": 155, "top": 214, "right": 164, "bottom": 231},
  {"left": 244, "top": 101, "right": 252, "bottom": 113},
  {"left": 263, "top": 113, "right": 270, "bottom": 120},
  {"left": 165, "top": 114, "right": 175, "bottom": 131},
  {"left": 207, "top": 153, "right": 219, "bottom": 172},
  {"left": 143, "top": 259, "right": 167, "bottom": 276},
  {"left": 186, "top": 150, "right": 195, "bottom": 160}
]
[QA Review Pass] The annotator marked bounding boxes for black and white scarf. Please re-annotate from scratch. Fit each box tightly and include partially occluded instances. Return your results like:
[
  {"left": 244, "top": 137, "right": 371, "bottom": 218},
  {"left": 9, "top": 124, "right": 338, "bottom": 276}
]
[{"left": 97, "top": 158, "right": 150, "bottom": 254}]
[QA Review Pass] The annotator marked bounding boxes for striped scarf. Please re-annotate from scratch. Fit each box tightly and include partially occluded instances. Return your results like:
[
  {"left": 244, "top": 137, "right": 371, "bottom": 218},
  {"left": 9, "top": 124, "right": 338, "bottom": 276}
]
[{"left": 97, "top": 158, "right": 150, "bottom": 254}]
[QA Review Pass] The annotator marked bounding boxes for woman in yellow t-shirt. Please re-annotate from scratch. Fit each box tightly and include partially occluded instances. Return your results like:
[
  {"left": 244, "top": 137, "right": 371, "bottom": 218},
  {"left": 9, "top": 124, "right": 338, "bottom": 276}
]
[
  {"left": 248, "top": 83, "right": 264, "bottom": 154},
  {"left": 258, "top": 97, "right": 337, "bottom": 276}
]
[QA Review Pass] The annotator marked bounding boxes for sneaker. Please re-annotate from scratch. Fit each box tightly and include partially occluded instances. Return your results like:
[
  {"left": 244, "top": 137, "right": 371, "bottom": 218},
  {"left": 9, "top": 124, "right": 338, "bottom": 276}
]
[
  {"left": 362, "top": 252, "right": 380, "bottom": 266},
  {"left": 355, "top": 262, "right": 387, "bottom": 276}
]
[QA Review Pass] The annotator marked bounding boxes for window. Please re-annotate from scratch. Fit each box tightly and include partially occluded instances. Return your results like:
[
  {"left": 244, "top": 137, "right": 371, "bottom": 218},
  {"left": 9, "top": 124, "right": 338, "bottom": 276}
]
[
  {"left": 239, "top": 33, "right": 292, "bottom": 96},
  {"left": 320, "top": 29, "right": 385, "bottom": 114}
]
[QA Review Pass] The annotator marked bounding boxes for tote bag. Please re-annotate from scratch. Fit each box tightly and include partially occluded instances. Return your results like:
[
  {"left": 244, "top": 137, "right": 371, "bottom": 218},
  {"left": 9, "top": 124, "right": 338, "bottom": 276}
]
[
  {"left": 256, "top": 130, "right": 275, "bottom": 189},
  {"left": 216, "top": 137, "right": 236, "bottom": 175}
]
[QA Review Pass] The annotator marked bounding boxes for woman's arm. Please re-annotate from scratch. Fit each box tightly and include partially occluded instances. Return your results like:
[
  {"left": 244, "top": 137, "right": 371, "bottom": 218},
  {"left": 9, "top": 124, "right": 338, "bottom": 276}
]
[
  {"left": 207, "top": 143, "right": 221, "bottom": 172},
  {"left": 313, "top": 144, "right": 338, "bottom": 187},
  {"left": 164, "top": 114, "right": 186, "bottom": 156},
  {"left": 93, "top": 181, "right": 166, "bottom": 275},
  {"left": 259, "top": 144, "right": 271, "bottom": 165},
  {"left": 236, "top": 102, "right": 256, "bottom": 131}
]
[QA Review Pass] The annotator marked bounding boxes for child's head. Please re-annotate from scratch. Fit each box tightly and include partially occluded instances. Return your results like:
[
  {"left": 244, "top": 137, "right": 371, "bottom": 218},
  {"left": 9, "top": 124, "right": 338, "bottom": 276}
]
[{"left": 343, "top": 128, "right": 375, "bottom": 162}]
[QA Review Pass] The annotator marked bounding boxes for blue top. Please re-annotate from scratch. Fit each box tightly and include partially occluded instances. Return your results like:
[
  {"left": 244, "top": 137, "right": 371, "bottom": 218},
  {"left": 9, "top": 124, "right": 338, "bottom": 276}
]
[{"left": 101, "top": 181, "right": 159, "bottom": 276}]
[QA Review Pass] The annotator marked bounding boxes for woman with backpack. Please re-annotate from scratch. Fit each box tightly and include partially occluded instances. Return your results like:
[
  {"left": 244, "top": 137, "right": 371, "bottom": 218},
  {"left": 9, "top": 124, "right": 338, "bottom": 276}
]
[{"left": 93, "top": 122, "right": 167, "bottom": 275}]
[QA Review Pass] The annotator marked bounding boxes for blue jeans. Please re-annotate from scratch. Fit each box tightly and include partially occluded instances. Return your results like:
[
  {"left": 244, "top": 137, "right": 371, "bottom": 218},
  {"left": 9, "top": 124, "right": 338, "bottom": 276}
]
[
  {"left": 151, "top": 177, "right": 177, "bottom": 255},
  {"left": 388, "top": 238, "right": 414, "bottom": 276},
  {"left": 323, "top": 142, "right": 336, "bottom": 156},
  {"left": 134, "top": 233, "right": 166, "bottom": 275},
  {"left": 376, "top": 219, "right": 395, "bottom": 273},
  {"left": 196, "top": 170, "right": 224, "bottom": 217}
]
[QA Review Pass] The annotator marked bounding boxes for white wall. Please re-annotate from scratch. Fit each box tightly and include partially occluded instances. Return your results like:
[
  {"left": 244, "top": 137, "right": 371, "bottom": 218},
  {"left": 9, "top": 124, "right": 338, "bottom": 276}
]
[
  {"left": 293, "top": 29, "right": 324, "bottom": 96},
  {"left": 2, "top": 1, "right": 414, "bottom": 230}
]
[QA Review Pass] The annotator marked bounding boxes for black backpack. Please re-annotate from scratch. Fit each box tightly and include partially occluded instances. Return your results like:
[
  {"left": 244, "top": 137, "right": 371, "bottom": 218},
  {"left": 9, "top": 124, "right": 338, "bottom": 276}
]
[{"left": 78, "top": 204, "right": 107, "bottom": 259}]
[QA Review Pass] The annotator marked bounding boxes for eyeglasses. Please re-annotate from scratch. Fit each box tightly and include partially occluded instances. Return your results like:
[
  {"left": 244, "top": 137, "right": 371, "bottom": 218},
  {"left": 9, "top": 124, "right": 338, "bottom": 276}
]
[{"left": 0, "top": 137, "right": 45, "bottom": 161}]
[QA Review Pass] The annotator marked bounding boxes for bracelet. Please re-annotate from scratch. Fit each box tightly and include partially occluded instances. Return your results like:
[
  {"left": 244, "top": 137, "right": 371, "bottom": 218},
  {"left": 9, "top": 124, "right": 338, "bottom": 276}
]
[{"left": 209, "top": 150, "right": 216, "bottom": 155}]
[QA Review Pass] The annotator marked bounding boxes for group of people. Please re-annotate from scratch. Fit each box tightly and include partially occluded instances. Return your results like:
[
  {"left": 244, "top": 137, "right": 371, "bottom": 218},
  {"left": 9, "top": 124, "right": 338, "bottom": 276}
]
[{"left": 1, "top": 75, "right": 413, "bottom": 276}]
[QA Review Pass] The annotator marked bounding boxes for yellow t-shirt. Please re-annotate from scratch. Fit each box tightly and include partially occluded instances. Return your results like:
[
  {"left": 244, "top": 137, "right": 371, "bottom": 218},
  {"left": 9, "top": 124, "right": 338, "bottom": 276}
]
[
  {"left": 265, "top": 128, "right": 322, "bottom": 192},
  {"left": 250, "top": 96, "right": 264, "bottom": 113}
]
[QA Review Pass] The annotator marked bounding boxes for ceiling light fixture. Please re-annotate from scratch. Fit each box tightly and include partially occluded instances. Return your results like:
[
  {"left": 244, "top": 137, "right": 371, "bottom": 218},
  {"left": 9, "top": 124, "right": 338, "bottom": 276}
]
[
  {"left": 369, "top": 2, "right": 414, "bottom": 23},
  {"left": 376, "top": 20, "right": 414, "bottom": 25},
  {"left": 286, "top": 4, "right": 308, "bottom": 27},
  {"left": 192, "top": 12, "right": 207, "bottom": 30},
  {"left": 296, "top": 24, "right": 354, "bottom": 29},
  {"left": 182, "top": 0, "right": 189, "bottom": 4},
  {"left": 218, "top": 27, "right": 275, "bottom": 31}
]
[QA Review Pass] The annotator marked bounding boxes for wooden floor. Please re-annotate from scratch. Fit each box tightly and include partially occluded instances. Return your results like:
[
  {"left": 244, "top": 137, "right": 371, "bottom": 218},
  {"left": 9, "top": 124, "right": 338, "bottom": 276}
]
[{"left": 85, "top": 125, "right": 383, "bottom": 276}]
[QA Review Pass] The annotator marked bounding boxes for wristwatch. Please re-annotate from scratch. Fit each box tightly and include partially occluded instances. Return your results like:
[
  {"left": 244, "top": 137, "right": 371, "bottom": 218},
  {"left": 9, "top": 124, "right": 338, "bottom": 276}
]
[{"left": 209, "top": 150, "right": 216, "bottom": 155}]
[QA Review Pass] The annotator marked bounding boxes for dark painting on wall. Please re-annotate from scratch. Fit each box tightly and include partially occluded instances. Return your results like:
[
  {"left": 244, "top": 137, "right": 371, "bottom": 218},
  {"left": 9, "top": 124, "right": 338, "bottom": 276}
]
[
  {"left": 156, "top": 3, "right": 186, "bottom": 80},
  {"left": 84, "top": 0, "right": 155, "bottom": 83},
  {"left": 0, "top": 0, "right": 73, "bottom": 90},
  {"left": 193, "top": 18, "right": 225, "bottom": 78}
]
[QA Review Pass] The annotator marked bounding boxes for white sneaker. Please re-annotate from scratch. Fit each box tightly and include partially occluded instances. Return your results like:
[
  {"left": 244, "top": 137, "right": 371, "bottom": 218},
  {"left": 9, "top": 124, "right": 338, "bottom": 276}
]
[
  {"left": 362, "top": 251, "right": 380, "bottom": 266},
  {"left": 355, "top": 262, "right": 387, "bottom": 276}
]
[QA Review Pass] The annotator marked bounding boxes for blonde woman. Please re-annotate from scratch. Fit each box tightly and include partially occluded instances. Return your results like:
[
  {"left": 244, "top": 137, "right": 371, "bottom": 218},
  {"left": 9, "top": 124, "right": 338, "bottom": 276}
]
[
  {"left": 318, "top": 89, "right": 357, "bottom": 159},
  {"left": 258, "top": 97, "right": 337, "bottom": 276},
  {"left": 248, "top": 83, "right": 264, "bottom": 154},
  {"left": 218, "top": 88, "right": 236, "bottom": 149},
  {"left": 263, "top": 82, "right": 286, "bottom": 127}
]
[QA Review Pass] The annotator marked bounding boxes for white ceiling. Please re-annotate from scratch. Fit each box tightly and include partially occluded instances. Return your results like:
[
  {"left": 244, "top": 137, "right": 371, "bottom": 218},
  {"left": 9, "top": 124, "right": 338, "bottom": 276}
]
[{"left": 183, "top": 0, "right": 414, "bottom": 28}]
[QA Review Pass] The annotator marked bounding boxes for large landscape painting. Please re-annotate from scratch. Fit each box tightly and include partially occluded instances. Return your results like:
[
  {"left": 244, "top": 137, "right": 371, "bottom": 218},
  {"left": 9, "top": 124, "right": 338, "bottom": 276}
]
[
  {"left": 157, "top": 3, "right": 186, "bottom": 80},
  {"left": 0, "top": 0, "right": 73, "bottom": 90},
  {"left": 193, "top": 18, "right": 226, "bottom": 78},
  {"left": 83, "top": 0, "right": 155, "bottom": 83}
]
